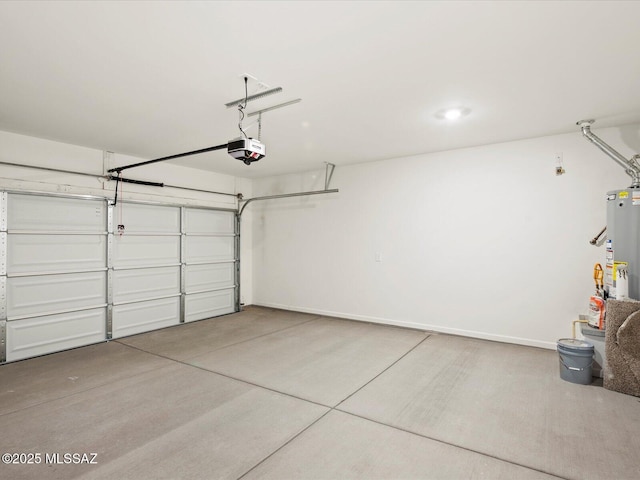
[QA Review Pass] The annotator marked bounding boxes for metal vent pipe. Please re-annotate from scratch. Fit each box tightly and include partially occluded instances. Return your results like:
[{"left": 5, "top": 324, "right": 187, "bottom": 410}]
[{"left": 577, "top": 119, "right": 640, "bottom": 188}]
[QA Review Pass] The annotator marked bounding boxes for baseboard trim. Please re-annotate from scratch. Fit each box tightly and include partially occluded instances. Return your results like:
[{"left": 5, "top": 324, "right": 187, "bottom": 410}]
[{"left": 252, "top": 302, "right": 557, "bottom": 351}]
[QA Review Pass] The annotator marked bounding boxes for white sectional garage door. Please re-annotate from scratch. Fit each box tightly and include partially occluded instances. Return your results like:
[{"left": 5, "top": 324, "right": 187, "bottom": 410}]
[
  {"left": 111, "top": 203, "right": 182, "bottom": 338},
  {"left": 0, "top": 192, "right": 238, "bottom": 362},
  {"left": 183, "top": 208, "right": 237, "bottom": 323},
  {"left": 2, "top": 193, "right": 108, "bottom": 362}
]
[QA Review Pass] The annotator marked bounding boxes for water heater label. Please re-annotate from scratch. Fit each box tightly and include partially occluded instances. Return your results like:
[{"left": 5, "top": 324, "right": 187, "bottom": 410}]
[
  {"left": 619, "top": 191, "right": 629, "bottom": 199},
  {"left": 607, "top": 194, "right": 617, "bottom": 201},
  {"left": 633, "top": 191, "right": 640, "bottom": 205},
  {"left": 613, "top": 261, "right": 628, "bottom": 281}
]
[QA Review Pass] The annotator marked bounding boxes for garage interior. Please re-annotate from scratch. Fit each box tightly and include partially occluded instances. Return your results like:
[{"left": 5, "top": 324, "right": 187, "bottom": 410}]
[
  {"left": 2, "top": 307, "right": 638, "bottom": 480},
  {"left": 1, "top": 1, "right": 640, "bottom": 480}
]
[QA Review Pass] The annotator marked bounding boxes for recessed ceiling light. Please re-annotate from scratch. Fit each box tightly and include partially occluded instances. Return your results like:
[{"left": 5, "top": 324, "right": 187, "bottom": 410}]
[
  {"left": 435, "top": 106, "right": 471, "bottom": 121},
  {"left": 445, "top": 109, "right": 462, "bottom": 120}
]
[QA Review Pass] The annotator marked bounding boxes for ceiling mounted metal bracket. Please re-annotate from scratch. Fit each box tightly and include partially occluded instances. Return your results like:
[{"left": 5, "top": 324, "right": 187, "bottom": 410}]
[
  {"left": 247, "top": 99, "right": 302, "bottom": 118},
  {"left": 225, "top": 87, "right": 283, "bottom": 108}
]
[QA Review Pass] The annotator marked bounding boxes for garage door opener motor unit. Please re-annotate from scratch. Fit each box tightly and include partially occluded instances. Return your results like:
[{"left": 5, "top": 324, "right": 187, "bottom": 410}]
[
  {"left": 107, "top": 76, "right": 289, "bottom": 180},
  {"left": 227, "top": 138, "right": 265, "bottom": 165}
]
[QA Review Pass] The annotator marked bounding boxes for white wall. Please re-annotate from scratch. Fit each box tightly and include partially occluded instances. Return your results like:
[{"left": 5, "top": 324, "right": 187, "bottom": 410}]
[
  {"left": 0, "top": 130, "right": 253, "bottom": 305},
  {"left": 251, "top": 125, "right": 639, "bottom": 349},
  {"left": 4, "top": 124, "right": 638, "bottom": 345}
]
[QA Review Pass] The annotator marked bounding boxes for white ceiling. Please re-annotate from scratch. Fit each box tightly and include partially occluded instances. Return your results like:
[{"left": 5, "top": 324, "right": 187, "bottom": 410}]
[{"left": 1, "top": 1, "right": 640, "bottom": 179}]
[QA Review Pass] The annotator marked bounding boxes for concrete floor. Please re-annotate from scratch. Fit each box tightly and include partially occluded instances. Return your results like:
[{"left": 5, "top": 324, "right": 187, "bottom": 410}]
[{"left": 1, "top": 306, "right": 639, "bottom": 480}]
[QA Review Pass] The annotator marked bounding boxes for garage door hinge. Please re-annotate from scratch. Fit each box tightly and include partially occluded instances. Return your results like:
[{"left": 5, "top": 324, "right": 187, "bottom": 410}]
[
  {"left": 0, "top": 320, "right": 6, "bottom": 363},
  {"left": 0, "top": 277, "right": 6, "bottom": 320},
  {"left": 0, "top": 192, "right": 7, "bottom": 231},
  {"left": 0, "top": 233, "right": 6, "bottom": 276},
  {"left": 106, "top": 305, "right": 113, "bottom": 339}
]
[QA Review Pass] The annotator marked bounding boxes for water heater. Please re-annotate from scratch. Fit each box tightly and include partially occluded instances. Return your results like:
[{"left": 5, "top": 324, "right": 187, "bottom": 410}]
[
  {"left": 577, "top": 119, "right": 640, "bottom": 300},
  {"left": 605, "top": 189, "right": 640, "bottom": 299}
]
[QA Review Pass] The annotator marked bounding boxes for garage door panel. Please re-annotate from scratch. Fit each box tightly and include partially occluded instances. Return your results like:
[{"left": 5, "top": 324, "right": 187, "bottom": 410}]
[
  {"left": 116, "top": 203, "right": 180, "bottom": 233},
  {"left": 2, "top": 190, "right": 239, "bottom": 364},
  {"left": 112, "top": 297, "right": 180, "bottom": 338},
  {"left": 7, "top": 234, "right": 106, "bottom": 274},
  {"left": 6, "top": 308, "right": 106, "bottom": 362},
  {"left": 184, "top": 208, "right": 235, "bottom": 234},
  {"left": 113, "top": 235, "right": 180, "bottom": 268},
  {"left": 185, "top": 263, "right": 235, "bottom": 293},
  {"left": 185, "top": 288, "right": 235, "bottom": 323},
  {"left": 7, "top": 272, "right": 106, "bottom": 319},
  {"left": 184, "top": 236, "right": 234, "bottom": 264},
  {"left": 113, "top": 266, "right": 180, "bottom": 304},
  {"left": 8, "top": 194, "right": 105, "bottom": 232}
]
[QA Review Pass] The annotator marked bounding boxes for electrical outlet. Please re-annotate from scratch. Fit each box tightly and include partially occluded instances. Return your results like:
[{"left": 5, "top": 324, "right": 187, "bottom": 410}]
[{"left": 555, "top": 152, "right": 565, "bottom": 175}]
